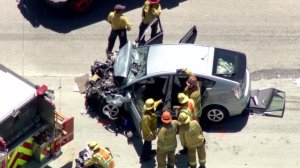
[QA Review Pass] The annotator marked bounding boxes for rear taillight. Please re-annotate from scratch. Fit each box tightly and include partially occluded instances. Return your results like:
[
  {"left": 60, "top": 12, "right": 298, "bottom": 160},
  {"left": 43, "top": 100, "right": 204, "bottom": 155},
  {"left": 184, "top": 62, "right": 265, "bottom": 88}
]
[{"left": 232, "top": 86, "right": 242, "bottom": 99}]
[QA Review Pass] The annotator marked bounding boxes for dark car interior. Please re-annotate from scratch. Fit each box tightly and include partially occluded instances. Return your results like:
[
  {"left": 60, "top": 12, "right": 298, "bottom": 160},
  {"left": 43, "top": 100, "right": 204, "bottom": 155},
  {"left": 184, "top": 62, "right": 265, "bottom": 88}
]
[{"left": 131, "top": 76, "right": 169, "bottom": 113}]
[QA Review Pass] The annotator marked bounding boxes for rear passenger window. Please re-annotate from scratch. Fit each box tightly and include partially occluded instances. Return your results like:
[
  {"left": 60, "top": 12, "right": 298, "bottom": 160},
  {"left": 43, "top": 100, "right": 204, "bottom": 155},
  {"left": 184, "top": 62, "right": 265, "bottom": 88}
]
[
  {"left": 213, "top": 48, "right": 247, "bottom": 82},
  {"left": 198, "top": 77, "right": 215, "bottom": 88}
]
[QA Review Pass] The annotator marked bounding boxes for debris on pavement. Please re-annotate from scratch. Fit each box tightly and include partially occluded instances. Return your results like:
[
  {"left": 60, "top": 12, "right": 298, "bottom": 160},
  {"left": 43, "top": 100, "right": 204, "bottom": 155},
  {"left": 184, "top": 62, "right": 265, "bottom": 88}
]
[{"left": 294, "top": 78, "right": 300, "bottom": 87}]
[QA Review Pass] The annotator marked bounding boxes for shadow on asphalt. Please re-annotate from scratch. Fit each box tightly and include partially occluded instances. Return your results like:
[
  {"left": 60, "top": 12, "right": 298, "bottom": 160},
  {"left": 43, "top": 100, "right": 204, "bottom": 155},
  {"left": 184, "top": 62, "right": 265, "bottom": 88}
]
[
  {"left": 60, "top": 161, "right": 73, "bottom": 168},
  {"left": 84, "top": 101, "right": 250, "bottom": 168},
  {"left": 201, "top": 110, "right": 250, "bottom": 133},
  {"left": 175, "top": 153, "right": 189, "bottom": 168},
  {"left": 16, "top": 0, "right": 183, "bottom": 33},
  {"left": 44, "top": 161, "right": 72, "bottom": 168}
]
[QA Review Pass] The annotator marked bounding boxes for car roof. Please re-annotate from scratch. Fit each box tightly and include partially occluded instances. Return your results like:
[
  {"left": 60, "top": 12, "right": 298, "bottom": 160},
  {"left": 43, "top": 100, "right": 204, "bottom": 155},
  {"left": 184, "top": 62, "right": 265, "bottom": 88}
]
[{"left": 146, "top": 44, "right": 215, "bottom": 76}]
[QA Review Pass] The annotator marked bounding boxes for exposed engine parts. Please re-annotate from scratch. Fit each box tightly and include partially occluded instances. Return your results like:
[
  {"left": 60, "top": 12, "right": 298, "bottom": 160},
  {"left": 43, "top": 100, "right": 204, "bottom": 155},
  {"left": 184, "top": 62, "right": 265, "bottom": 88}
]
[
  {"left": 88, "top": 60, "right": 119, "bottom": 97},
  {"left": 85, "top": 59, "right": 122, "bottom": 120}
]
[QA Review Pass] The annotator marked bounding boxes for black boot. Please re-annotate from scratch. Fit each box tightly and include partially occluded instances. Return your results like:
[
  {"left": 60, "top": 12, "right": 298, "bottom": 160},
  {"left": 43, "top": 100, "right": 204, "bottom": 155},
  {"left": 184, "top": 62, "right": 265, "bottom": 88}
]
[
  {"left": 189, "top": 165, "right": 197, "bottom": 168},
  {"left": 167, "top": 164, "right": 174, "bottom": 168},
  {"left": 199, "top": 165, "right": 206, "bottom": 168},
  {"left": 150, "top": 149, "right": 156, "bottom": 155},
  {"left": 139, "top": 156, "right": 151, "bottom": 163}
]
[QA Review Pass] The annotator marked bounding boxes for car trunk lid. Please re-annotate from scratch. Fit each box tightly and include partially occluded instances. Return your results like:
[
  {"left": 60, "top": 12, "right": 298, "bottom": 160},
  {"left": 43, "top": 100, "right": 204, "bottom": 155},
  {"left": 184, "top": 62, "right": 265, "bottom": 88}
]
[{"left": 248, "top": 88, "right": 285, "bottom": 117}]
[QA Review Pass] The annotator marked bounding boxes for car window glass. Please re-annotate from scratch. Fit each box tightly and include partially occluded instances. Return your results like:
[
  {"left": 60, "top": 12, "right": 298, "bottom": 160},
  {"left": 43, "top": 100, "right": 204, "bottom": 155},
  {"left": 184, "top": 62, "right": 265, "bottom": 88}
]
[
  {"left": 212, "top": 48, "right": 247, "bottom": 82},
  {"left": 199, "top": 77, "right": 215, "bottom": 88},
  {"left": 216, "top": 58, "right": 235, "bottom": 75},
  {"left": 127, "top": 46, "right": 149, "bottom": 83},
  {"left": 213, "top": 49, "right": 238, "bottom": 78}
]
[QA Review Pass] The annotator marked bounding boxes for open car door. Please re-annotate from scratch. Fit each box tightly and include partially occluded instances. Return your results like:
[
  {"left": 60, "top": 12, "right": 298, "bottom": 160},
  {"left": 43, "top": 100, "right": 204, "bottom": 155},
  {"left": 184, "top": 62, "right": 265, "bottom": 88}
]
[
  {"left": 248, "top": 88, "right": 285, "bottom": 117},
  {"left": 138, "top": 17, "right": 164, "bottom": 46},
  {"left": 179, "top": 26, "right": 197, "bottom": 44}
]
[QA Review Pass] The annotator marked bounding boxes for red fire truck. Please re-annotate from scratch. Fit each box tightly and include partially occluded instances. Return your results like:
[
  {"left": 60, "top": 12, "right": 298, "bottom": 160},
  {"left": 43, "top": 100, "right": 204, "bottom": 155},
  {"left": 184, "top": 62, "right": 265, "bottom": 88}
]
[{"left": 0, "top": 64, "right": 74, "bottom": 168}]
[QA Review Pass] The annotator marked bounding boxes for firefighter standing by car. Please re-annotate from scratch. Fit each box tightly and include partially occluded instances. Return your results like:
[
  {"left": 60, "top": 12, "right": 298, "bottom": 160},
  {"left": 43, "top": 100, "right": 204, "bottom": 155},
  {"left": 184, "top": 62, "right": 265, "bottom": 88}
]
[
  {"left": 106, "top": 4, "right": 132, "bottom": 57},
  {"left": 84, "top": 141, "right": 115, "bottom": 168},
  {"left": 140, "top": 98, "right": 162, "bottom": 162},
  {"left": 174, "top": 92, "right": 196, "bottom": 120},
  {"left": 177, "top": 68, "right": 202, "bottom": 119},
  {"left": 178, "top": 112, "right": 206, "bottom": 168},
  {"left": 173, "top": 92, "right": 196, "bottom": 154},
  {"left": 156, "top": 110, "right": 180, "bottom": 168},
  {"left": 136, "top": 0, "right": 161, "bottom": 44}
]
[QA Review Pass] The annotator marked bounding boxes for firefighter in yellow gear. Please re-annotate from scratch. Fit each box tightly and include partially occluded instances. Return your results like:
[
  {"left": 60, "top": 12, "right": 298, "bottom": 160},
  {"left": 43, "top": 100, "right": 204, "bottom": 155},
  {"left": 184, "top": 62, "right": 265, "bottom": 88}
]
[
  {"left": 140, "top": 98, "right": 162, "bottom": 162},
  {"left": 177, "top": 68, "right": 202, "bottom": 118},
  {"left": 174, "top": 92, "right": 196, "bottom": 120},
  {"left": 178, "top": 113, "right": 206, "bottom": 168},
  {"left": 84, "top": 141, "right": 115, "bottom": 168},
  {"left": 156, "top": 110, "right": 180, "bottom": 168},
  {"left": 106, "top": 4, "right": 132, "bottom": 56},
  {"left": 137, "top": 0, "right": 161, "bottom": 44}
]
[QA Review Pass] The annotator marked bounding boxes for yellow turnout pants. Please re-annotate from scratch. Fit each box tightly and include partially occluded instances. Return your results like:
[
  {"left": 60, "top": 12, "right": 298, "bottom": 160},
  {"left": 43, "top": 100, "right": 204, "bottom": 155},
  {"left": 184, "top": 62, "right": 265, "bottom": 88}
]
[
  {"left": 188, "top": 143, "right": 206, "bottom": 167},
  {"left": 156, "top": 148, "right": 176, "bottom": 168}
]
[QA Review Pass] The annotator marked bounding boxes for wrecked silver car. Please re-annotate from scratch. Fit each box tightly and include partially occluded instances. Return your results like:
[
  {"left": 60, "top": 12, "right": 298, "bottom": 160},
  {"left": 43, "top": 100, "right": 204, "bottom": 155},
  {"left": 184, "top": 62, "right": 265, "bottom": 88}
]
[{"left": 85, "top": 18, "right": 254, "bottom": 136}]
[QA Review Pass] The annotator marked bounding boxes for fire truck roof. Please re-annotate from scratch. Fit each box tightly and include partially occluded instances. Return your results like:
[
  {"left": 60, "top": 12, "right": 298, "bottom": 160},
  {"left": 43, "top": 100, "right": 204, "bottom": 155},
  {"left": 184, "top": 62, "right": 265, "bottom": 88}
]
[{"left": 0, "top": 65, "right": 36, "bottom": 122}]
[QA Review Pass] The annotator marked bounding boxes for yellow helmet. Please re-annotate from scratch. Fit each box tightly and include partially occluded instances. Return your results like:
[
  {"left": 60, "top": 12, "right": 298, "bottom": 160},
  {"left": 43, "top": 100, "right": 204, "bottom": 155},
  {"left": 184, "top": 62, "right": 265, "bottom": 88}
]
[
  {"left": 178, "top": 112, "right": 190, "bottom": 124},
  {"left": 178, "top": 93, "right": 189, "bottom": 104},
  {"left": 144, "top": 98, "right": 155, "bottom": 110},
  {"left": 87, "top": 141, "right": 100, "bottom": 151}
]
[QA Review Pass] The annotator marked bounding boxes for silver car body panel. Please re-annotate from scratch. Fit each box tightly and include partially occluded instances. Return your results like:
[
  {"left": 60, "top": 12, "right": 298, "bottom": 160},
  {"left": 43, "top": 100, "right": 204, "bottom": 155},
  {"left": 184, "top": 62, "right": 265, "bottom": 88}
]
[
  {"left": 200, "top": 69, "right": 251, "bottom": 116},
  {"left": 147, "top": 44, "right": 214, "bottom": 76},
  {"left": 115, "top": 43, "right": 250, "bottom": 117}
]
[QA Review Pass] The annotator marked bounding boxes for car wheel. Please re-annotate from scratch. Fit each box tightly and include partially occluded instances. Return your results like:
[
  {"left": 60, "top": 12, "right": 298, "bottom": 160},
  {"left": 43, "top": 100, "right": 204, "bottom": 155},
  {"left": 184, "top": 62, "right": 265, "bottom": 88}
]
[
  {"left": 203, "top": 106, "right": 228, "bottom": 123},
  {"left": 102, "top": 104, "right": 119, "bottom": 120}
]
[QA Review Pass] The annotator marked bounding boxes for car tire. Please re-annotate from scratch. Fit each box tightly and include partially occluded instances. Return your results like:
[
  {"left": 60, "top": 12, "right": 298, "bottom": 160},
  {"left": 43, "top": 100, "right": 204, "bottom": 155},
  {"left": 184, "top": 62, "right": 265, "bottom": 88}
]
[
  {"left": 102, "top": 104, "right": 120, "bottom": 120},
  {"left": 202, "top": 105, "right": 229, "bottom": 123}
]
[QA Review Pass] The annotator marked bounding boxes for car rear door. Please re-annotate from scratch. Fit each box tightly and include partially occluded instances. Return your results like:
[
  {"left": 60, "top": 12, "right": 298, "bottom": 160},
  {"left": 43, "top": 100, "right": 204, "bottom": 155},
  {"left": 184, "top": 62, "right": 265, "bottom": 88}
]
[
  {"left": 179, "top": 26, "right": 197, "bottom": 44},
  {"left": 170, "top": 74, "right": 211, "bottom": 116},
  {"left": 248, "top": 88, "right": 285, "bottom": 117},
  {"left": 140, "top": 17, "right": 164, "bottom": 46}
]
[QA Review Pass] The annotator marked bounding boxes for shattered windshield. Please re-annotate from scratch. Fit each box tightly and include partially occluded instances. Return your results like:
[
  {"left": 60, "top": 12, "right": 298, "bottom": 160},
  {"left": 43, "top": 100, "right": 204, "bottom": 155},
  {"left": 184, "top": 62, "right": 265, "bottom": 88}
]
[{"left": 127, "top": 46, "right": 149, "bottom": 83}]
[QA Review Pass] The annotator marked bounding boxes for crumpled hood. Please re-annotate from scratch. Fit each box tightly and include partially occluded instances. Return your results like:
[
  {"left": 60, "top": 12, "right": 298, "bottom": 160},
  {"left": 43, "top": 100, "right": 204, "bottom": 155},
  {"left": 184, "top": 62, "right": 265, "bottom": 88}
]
[{"left": 113, "top": 42, "right": 133, "bottom": 79}]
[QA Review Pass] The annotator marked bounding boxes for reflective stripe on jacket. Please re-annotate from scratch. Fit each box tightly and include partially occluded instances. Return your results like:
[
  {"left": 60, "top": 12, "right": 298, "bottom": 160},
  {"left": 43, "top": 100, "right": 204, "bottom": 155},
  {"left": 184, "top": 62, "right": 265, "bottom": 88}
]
[{"left": 84, "top": 147, "right": 114, "bottom": 168}]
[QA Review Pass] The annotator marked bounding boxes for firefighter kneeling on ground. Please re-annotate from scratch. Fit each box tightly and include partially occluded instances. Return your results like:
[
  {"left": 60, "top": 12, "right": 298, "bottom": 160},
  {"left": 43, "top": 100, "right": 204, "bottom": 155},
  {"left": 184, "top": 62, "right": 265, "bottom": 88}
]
[{"left": 84, "top": 141, "right": 115, "bottom": 168}]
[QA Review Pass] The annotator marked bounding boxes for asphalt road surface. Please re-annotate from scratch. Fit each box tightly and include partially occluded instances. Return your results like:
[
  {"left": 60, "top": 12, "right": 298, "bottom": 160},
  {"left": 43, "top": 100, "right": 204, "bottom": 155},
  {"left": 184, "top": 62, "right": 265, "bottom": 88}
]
[{"left": 1, "top": 0, "right": 300, "bottom": 168}]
